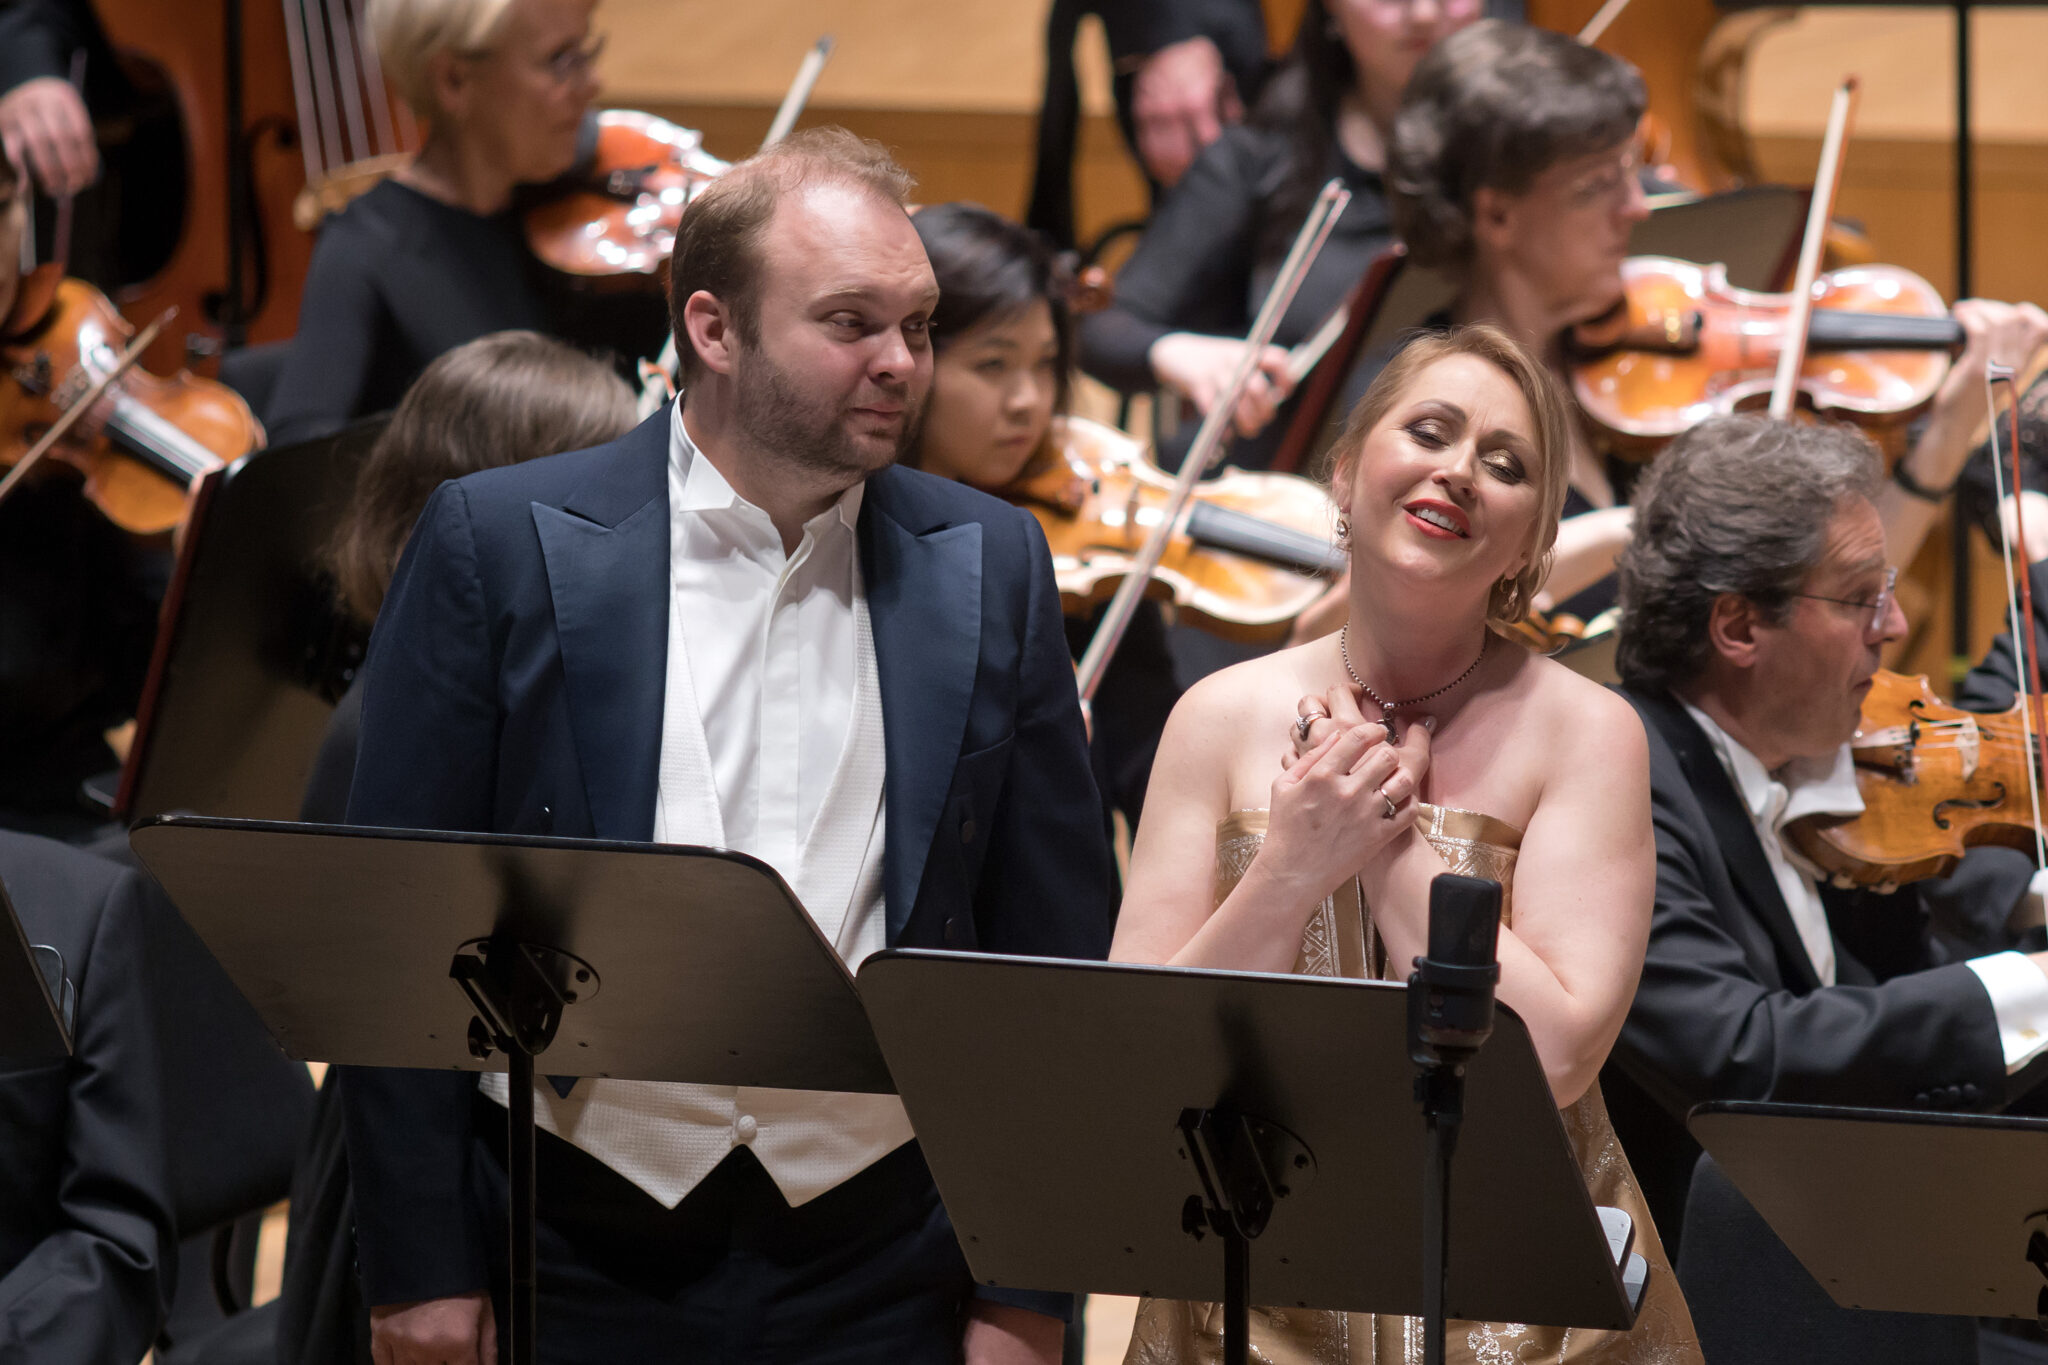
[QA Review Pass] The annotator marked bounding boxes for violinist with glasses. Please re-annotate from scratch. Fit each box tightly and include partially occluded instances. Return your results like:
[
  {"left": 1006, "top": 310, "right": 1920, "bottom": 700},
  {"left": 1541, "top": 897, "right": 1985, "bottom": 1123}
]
[
  {"left": 1528, "top": 414, "right": 2043, "bottom": 1364},
  {"left": 1370, "top": 20, "right": 2048, "bottom": 624},
  {"left": 1076, "top": 0, "right": 1480, "bottom": 475},
  {"left": 265, "top": 0, "right": 667, "bottom": 445}
]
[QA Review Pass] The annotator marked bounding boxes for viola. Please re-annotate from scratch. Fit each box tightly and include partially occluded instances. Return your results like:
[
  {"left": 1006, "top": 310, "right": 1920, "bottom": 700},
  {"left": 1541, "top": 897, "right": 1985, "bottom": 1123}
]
[
  {"left": 1, "top": 273, "right": 264, "bottom": 535},
  {"left": 524, "top": 110, "right": 732, "bottom": 283},
  {"left": 1786, "top": 670, "right": 2043, "bottom": 891},
  {"left": 1569, "top": 255, "right": 1963, "bottom": 451},
  {"left": 1004, "top": 416, "right": 1345, "bottom": 642}
]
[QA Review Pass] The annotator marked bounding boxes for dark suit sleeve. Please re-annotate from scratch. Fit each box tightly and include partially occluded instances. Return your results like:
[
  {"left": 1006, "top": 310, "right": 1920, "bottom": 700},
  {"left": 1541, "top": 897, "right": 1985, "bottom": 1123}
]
[
  {"left": 1957, "top": 558, "right": 2048, "bottom": 713},
  {"left": 0, "top": 0, "right": 76, "bottom": 94},
  {"left": 1612, "top": 764, "right": 2010, "bottom": 1122},
  {"left": 960, "top": 514, "right": 1115, "bottom": 1323},
  {"left": 969, "top": 513, "right": 1116, "bottom": 963},
  {"left": 337, "top": 482, "right": 500, "bottom": 1306},
  {"left": 0, "top": 863, "right": 173, "bottom": 1361},
  {"left": 1093, "top": 0, "right": 1266, "bottom": 65}
]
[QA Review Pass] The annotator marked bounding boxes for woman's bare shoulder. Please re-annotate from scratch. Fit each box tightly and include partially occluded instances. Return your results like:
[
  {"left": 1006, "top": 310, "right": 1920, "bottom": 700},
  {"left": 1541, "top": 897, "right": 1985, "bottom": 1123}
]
[
  {"left": 1160, "top": 643, "right": 1331, "bottom": 790},
  {"left": 1515, "top": 650, "right": 1649, "bottom": 771}
]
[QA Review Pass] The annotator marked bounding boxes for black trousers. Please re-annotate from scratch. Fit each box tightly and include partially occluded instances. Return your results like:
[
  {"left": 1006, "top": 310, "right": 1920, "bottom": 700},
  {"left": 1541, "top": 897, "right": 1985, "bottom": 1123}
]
[{"left": 472, "top": 1102, "right": 972, "bottom": 1364}]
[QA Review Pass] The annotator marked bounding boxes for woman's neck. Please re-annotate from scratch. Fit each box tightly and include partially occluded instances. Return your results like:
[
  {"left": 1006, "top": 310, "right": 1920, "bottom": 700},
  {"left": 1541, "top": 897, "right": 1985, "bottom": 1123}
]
[
  {"left": 1337, "top": 589, "right": 1494, "bottom": 715},
  {"left": 399, "top": 134, "right": 516, "bottom": 216},
  {"left": 1335, "top": 87, "right": 1392, "bottom": 173}
]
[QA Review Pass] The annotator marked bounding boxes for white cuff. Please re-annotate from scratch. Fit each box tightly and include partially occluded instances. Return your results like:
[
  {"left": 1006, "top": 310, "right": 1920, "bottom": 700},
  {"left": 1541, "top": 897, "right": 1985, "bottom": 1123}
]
[{"left": 1963, "top": 951, "right": 2048, "bottom": 1073}]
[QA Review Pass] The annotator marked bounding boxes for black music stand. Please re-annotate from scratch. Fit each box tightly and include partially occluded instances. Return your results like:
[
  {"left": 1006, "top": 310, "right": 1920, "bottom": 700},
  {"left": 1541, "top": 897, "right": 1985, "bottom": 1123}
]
[
  {"left": 130, "top": 815, "right": 894, "bottom": 1365},
  {"left": 1690, "top": 1099, "right": 2048, "bottom": 1324},
  {"left": 858, "top": 951, "right": 1646, "bottom": 1365},
  {"left": 115, "top": 420, "right": 383, "bottom": 823},
  {"left": 0, "top": 870, "right": 72, "bottom": 1062}
]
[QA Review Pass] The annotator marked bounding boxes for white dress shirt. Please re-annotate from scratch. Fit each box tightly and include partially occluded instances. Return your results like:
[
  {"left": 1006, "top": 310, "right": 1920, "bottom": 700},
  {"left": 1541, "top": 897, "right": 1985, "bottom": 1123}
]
[
  {"left": 481, "top": 405, "right": 913, "bottom": 1207},
  {"left": 1684, "top": 702, "right": 2048, "bottom": 1072}
]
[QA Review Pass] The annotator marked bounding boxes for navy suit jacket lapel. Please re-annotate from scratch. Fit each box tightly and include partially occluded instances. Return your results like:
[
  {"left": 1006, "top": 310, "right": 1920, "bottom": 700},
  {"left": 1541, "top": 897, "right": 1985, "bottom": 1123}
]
[
  {"left": 1635, "top": 688, "right": 1826, "bottom": 992},
  {"left": 531, "top": 408, "right": 672, "bottom": 843},
  {"left": 861, "top": 470, "right": 982, "bottom": 942}
]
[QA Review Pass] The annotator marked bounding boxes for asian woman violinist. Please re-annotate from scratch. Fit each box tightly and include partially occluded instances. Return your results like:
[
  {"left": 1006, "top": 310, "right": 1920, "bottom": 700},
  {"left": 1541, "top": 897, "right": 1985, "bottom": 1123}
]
[
  {"left": 909, "top": 202, "right": 1182, "bottom": 836},
  {"left": 263, "top": 0, "right": 667, "bottom": 445}
]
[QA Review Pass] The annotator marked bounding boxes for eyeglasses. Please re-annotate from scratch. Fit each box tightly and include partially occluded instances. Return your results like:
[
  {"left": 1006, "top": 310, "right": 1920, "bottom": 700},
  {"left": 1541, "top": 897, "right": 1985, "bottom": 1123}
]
[
  {"left": 1793, "top": 565, "right": 1898, "bottom": 633},
  {"left": 1564, "top": 145, "right": 1643, "bottom": 211},
  {"left": 543, "top": 32, "right": 606, "bottom": 85}
]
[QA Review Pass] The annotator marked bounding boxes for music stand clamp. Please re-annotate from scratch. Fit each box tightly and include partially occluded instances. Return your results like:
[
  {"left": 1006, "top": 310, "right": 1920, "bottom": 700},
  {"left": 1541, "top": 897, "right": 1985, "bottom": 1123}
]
[
  {"left": 1176, "top": 1106, "right": 1316, "bottom": 1365},
  {"left": 451, "top": 938, "right": 599, "bottom": 1365}
]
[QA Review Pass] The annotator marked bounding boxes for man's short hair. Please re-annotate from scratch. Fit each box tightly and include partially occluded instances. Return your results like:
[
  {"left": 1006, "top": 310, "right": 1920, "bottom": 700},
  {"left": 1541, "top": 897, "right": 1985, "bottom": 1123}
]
[
  {"left": 667, "top": 127, "right": 917, "bottom": 382},
  {"left": 1388, "top": 19, "right": 1646, "bottom": 271},
  {"left": 1616, "top": 415, "right": 1883, "bottom": 693}
]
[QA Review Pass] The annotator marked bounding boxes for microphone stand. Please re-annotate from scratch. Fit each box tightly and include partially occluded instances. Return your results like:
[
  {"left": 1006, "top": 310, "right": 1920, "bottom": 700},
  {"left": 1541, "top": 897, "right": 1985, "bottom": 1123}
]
[{"left": 1408, "top": 873, "right": 1504, "bottom": 1365}]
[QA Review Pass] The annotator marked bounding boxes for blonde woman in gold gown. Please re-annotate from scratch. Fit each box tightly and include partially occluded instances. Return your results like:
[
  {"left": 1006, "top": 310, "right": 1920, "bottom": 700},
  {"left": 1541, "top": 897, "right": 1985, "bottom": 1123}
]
[{"left": 1110, "top": 324, "right": 1701, "bottom": 1365}]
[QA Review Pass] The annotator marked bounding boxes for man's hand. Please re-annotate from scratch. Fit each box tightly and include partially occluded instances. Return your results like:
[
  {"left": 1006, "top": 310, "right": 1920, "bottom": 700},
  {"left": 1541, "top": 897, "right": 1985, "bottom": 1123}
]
[
  {"left": 962, "top": 1300, "right": 1065, "bottom": 1365},
  {"left": 0, "top": 77, "right": 97, "bottom": 197},
  {"left": 370, "top": 1292, "right": 497, "bottom": 1365},
  {"left": 1131, "top": 36, "right": 1242, "bottom": 189}
]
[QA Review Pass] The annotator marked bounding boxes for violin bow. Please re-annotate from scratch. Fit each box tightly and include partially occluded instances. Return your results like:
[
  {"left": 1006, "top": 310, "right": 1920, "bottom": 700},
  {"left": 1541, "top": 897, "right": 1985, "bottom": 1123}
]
[
  {"left": 1576, "top": 0, "right": 1634, "bottom": 46},
  {"left": 1768, "top": 78, "right": 1858, "bottom": 420},
  {"left": 1982, "top": 362, "right": 2048, "bottom": 864},
  {"left": 1072, "top": 180, "right": 1350, "bottom": 704},
  {"left": 0, "top": 308, "right": 169, "bottom": 512},
  {"left": 762, "top": 36, "right": 836, "bottom": 150},
  {"left": 638, "top": 35, "right": 840, "bottom": 417}
]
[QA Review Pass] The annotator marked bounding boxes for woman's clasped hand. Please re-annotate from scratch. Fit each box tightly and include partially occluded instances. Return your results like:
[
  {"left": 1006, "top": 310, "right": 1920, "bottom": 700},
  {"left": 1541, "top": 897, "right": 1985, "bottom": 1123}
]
[{"left": 1262, "top": 701, "right": 1431, "bottom": 903}]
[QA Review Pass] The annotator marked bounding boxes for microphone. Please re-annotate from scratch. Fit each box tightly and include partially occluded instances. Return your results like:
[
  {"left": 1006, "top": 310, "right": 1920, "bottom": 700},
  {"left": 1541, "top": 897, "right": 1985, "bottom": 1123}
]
[{"left": 1407, "top": 873, "right": 1503, "bottom": 1070}]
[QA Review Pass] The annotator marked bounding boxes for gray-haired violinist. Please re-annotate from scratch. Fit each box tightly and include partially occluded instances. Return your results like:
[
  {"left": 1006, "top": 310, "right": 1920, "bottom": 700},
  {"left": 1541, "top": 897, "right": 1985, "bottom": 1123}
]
[{"left": 1602, "top": 413, "right": 2048, "bottom": 1364}]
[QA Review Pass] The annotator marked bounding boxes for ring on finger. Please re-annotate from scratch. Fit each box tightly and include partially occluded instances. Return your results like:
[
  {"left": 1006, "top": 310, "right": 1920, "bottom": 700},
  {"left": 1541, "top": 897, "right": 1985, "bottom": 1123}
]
[
  {"left": 1379, "top": 786, "right": 1399, "bottom": 820},
  {"left": 1294, "top": 714, "right": 1317, "bottom": 744}
]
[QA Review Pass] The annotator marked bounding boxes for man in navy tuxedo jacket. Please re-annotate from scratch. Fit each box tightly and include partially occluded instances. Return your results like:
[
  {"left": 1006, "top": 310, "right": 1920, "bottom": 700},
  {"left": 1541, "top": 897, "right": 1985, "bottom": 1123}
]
[{"left": 338, "top": 128, "right": 1115, "bottom": 1365}]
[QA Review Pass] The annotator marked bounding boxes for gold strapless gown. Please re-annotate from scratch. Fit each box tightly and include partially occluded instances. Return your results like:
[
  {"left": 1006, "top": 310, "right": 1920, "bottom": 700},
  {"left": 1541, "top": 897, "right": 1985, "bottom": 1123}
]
[{"left": 1124, "top": 806, "right": 1702, "bottom": 1365}]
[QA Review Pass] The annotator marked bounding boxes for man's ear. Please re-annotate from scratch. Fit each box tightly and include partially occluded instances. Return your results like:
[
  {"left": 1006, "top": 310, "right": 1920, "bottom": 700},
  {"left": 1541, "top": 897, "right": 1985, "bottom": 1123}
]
[
  {"left": 683, "top": 291, "right": 739, "bottom": 377},
  {"left": 1705, "top": 592, "right": 1764, "bottom": 670},
  {"left": 1469, "top": 185, "right": 1516, "bottom": 258}
]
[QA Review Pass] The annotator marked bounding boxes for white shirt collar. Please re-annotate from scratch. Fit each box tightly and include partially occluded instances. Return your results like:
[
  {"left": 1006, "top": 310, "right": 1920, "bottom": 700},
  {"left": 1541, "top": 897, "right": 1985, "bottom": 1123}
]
[
  {"left": 669, "top": 402, "right": 865, "bottom": 536},
  {"left": 1680, "top": 700, "right": 1863, "bottom": 843}
]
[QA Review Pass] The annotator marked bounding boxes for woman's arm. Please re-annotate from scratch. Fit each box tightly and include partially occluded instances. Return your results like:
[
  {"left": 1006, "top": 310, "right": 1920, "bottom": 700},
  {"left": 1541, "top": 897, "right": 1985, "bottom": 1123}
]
[
  {"left": 1113, "top": 670, "right": 1430, "bottom": 973},
  {"left": 265, "top": 218, "right": 386, "bottom": 446},
  {"left": 1077, "top": 131, "right": 1264, "bottom": 392},
  {"left": 1533, "top": 506, "right": 1633, "bottom": 614},
  {"left": 1879, "top": 299, "right": 2048, "bottom": 565},
  {"left": 1356, "top": 682, "right": 1654, "bottom": 1106}
]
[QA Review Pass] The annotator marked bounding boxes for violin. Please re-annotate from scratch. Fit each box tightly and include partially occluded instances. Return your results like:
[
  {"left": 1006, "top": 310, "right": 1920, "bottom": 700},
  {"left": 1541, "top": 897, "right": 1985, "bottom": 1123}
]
[
  {"left": 524, "top": 110, "right": 731, "bottom": 283},
  {"left": 1570, "top": 255, "right": 1963, "bottom": 451},
  {"left": 1788, "top": 670, "right": 2044, "bottom": 891},
  {"left": 1, "top": 270, "right": 264, "bottom": 535},
  {"left": 1005, "top": 416, "right": 1345, "bottom": 642}
]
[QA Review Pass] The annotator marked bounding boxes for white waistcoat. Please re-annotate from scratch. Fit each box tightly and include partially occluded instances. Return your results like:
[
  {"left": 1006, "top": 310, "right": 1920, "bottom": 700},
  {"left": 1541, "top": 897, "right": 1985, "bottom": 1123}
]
[{"left": 481, "top": 587, "right": 913, "bottom": 1209}]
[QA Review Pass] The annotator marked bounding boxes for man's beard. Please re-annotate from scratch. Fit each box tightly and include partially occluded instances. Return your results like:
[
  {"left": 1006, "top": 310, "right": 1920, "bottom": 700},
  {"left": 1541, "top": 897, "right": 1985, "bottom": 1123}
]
[{"left": 732, "top": 341, "right": 927, "bottom": 484}]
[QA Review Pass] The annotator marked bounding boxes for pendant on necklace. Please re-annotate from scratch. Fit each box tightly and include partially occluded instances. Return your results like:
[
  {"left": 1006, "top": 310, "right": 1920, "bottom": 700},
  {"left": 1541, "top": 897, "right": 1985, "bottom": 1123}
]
[{"left": 1379, "top": 708, "right": 1398, "bottom": 742}]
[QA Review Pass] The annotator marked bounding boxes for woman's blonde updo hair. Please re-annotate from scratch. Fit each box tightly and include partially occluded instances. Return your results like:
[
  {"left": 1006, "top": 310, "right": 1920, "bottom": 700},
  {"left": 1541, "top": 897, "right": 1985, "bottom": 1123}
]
[
  {"left": 1325, "top": 323, "right": 1575, "bottom": 629},
  {"left": 370, "top": 0, "right": 516, "bottom": 118}
]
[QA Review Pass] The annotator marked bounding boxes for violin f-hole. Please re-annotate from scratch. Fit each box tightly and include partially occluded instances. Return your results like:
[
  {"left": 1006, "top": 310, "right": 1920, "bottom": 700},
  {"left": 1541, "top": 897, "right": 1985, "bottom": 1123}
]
[{"left": 1931, "top": 783, "right": 2007, "bottom": 831}]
